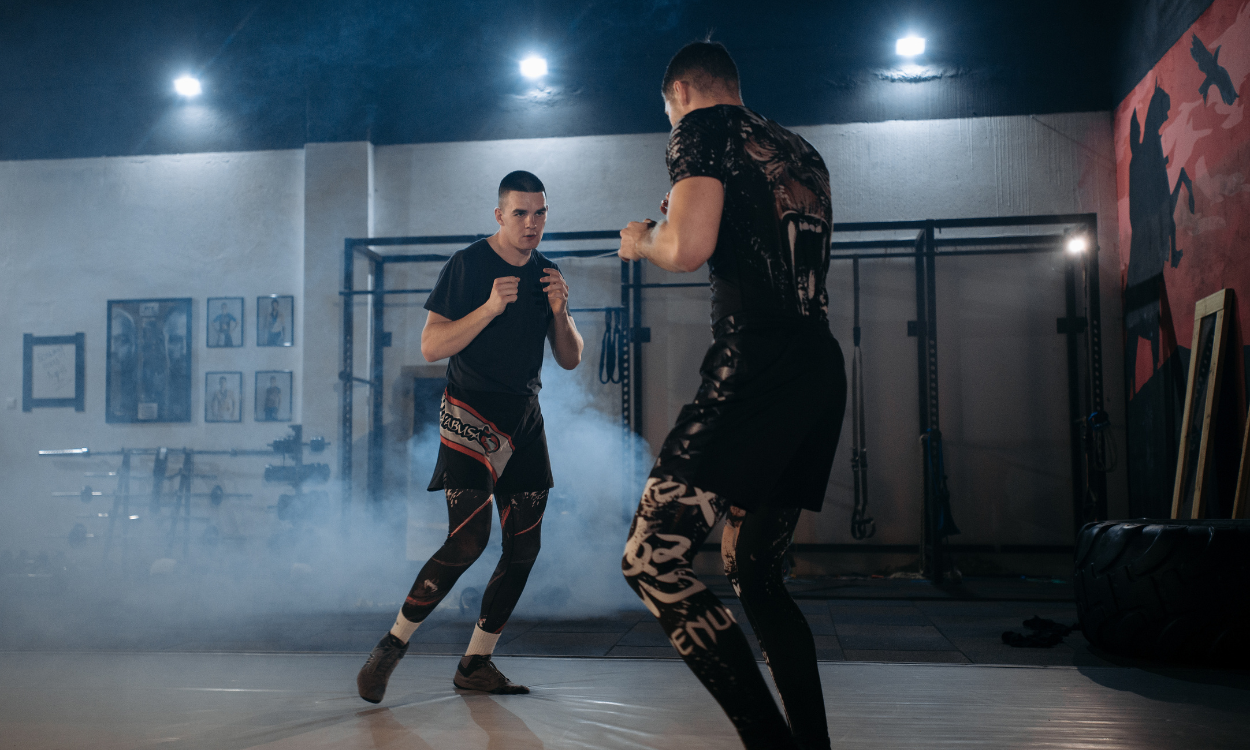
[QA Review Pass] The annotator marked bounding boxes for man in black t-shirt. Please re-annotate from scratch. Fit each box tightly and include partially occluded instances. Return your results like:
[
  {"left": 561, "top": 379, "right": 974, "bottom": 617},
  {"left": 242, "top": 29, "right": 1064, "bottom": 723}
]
[
  {"left": 357, "top": 170, "right": 583, "bottom": 703},
  {"left": 619, "top": 43, "right": 844, "bottom": 750}
]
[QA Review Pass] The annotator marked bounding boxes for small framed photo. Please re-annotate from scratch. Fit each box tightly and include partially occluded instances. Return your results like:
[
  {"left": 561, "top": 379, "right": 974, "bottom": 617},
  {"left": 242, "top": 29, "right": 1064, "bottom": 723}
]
[
  {"left": 205, "top": 371, "right": 243, "bottom": 423},
  {"left": 255, "top": 370, "right": 293, "bottom": 422},
  {"left": 257, "top": 295, "right": 294, "bottom": 347},
  {"left": 23, "top": 333, "right": 85, "bottom": 411},
  {"left": 207, "top": 297, "right": 244, "bottom": 348}
]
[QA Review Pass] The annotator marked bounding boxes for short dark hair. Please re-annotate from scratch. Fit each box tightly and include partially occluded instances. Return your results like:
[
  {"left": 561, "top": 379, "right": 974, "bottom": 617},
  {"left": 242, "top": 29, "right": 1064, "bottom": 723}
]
[
  {"left": 498, "top": 170, "right": 545, "bottom": 205},
  {"left": 662, "top": 41, "right": 740, "bottom": 99}
]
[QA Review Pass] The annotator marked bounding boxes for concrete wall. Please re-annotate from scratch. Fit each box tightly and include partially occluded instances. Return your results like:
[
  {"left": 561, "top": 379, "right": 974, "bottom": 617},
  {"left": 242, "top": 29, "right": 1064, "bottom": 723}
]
[
  {"left": 368, "top": 111, "right": 1125, "bottom": 554},
  {"left": 0, "top": 150, "right": 304, "bottom": 552},
  {"left": 0, "top": 110, "right": 1124, "bottom": 561}
]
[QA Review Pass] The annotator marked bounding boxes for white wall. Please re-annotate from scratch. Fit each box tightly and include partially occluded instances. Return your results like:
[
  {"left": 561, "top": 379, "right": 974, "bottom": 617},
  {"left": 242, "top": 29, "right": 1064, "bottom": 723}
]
[
  {"left": 0, "top": 150, "right": 305, "bottom": 551},
  {"left": 0, "top": 110, "right": 1124, "bottom": 559}
]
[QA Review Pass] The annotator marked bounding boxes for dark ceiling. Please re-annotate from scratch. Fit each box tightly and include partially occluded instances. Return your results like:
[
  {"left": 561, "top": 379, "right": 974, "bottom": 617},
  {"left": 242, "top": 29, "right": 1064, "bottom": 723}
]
[{"left": 1, "top": 0, "right": 1134, "bottom": 161}]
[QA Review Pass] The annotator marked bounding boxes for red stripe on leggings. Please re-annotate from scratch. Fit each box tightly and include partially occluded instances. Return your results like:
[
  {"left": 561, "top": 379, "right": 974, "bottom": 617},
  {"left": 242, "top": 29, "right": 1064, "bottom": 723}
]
[
  {"left": 447, "top": 496, "right": 493, "bottom": 538},
  {"left": 516, "top": 512, "right": 544, "bottom": 536}
]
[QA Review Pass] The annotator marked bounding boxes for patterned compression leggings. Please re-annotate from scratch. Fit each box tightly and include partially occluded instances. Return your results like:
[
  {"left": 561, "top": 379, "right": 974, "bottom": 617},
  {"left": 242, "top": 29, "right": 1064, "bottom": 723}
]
[
  {"left": 402, "top": 489, "right": 548, "bottom": 633},
  {"left": 622, "top": 479, "right": 830, "bottom": 750}
]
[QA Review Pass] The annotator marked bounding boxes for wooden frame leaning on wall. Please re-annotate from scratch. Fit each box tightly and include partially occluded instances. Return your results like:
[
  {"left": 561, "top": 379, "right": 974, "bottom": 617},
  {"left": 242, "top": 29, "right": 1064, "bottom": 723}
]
[{"left": 1172, "top": 288, "right": 1234, "bottom": 519}]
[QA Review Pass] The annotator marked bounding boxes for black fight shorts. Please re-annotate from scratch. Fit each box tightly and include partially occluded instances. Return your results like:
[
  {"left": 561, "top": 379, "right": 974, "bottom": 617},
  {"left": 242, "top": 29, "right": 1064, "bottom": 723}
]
[
  {"left": 428, "top": 385, "right": 553, "bottom": 495},
  {"left": 650, "top": 314, "right": 847, "bottom": 513}
]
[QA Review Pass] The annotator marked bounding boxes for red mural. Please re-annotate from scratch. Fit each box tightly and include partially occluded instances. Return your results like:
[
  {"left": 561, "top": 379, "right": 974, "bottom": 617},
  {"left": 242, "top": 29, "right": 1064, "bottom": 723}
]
[{"left": 1116, "top": 0, "right": 1250, "bottom": 396}]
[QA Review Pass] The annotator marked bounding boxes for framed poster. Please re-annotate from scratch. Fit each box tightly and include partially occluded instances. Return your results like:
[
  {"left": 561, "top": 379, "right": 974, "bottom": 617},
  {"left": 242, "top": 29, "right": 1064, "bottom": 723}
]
[
  {"left": 205, "top": 371, "right": 243, "bottom": 423},
  {"left": 257, "top": 295, "right": 294, "bottom": 347},
  {"left": 255, "top": 370, "right": 292, "bottom": 422},
  {"left": 207, "top": 297, "right": 244, "bottom": 348},
  {"left": 106, "top": 298, "right": 193, "bottom": 423},
  {"left": 23, "top": 333, "right": 85, "bottom": 411}
]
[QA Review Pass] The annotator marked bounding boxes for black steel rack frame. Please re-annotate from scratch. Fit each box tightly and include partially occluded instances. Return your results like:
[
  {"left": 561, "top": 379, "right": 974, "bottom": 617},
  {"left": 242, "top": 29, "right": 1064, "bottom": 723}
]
[
  {"left": 830, "top": 214, "right": 1107, "bottom": 581},
  {"left": 340, "top": 232, "right": 645, "bottom": 511},
  {"left": 341, "top": 213, "right": 1108, "bottom": 585}
]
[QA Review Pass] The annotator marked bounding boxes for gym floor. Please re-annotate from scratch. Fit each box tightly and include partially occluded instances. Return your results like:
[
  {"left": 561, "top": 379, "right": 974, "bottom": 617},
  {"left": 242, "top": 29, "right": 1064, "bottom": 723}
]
[{"left": 4, "top": 574, "right": 1249, "bottom": 748}]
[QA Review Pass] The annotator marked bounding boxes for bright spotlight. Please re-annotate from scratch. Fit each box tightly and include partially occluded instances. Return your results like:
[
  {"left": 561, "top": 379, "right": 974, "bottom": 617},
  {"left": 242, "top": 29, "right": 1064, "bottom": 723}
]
[
  {"left": 519, "top": 56, "right": 548, "bottom": 79},
  {"left": 1066, "top": 235, "right": 1089, "bottom": 254},
  {"left": 174, "top": 75, "right": 202, "bottom": 97},
  {"left": 896, "top": 36, "right": 925, "bottom": 57}
]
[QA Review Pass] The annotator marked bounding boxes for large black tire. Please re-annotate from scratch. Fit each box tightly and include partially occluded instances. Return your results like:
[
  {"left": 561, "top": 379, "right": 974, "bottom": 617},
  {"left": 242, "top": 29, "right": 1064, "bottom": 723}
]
[{"left": 1074, "top": 519, "right": 1250, "bottom": 665}]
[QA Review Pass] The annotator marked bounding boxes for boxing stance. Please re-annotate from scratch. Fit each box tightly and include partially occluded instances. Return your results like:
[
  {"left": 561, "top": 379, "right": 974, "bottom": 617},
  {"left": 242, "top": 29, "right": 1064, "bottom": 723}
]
[
  {"left": 619, "top": 42, "right": 846, "bottom": 750},
  {"left": 357, "top": 170, "right": 583, "bottom": 702}
]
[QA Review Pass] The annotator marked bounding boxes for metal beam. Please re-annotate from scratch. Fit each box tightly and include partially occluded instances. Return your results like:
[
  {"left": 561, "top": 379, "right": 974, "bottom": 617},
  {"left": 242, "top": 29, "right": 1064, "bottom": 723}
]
[
  {"left": 834, "top": 213, "right": 1097, "bottom": 232},
  {"left": 341, "top": 239, "right": 355, "bottom": 517},
  {"left": 346, "top": 230, "right": 621, "bottom": 250}
]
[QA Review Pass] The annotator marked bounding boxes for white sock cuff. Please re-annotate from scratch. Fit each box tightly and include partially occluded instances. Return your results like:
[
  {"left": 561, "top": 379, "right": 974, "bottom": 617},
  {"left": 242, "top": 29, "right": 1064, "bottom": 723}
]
[
  {"left": 465, "top": 624, "right": 501, "bottom": 657},
  {"left": 389, "top": 612, "right": 420, "bottom": 643}
]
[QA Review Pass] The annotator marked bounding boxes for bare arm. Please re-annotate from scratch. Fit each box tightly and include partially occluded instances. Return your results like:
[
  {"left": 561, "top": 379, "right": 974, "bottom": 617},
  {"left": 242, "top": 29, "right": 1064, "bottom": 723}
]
[
  {"left": 542, "top": 268, "right": 583, "bottom": 369},
  {"left": 420, "top": 276, "right": 518, "bottom": 362},
  {"left": 618, "top": 176, "right": 723, "bottom": 273}
]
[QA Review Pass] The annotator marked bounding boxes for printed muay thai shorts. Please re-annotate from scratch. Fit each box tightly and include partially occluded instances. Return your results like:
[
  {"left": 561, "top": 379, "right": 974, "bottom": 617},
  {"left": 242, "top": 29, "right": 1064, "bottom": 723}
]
[
  {"left": 428, "top": 384, "right": 553, "bottom": 494},
  {"left": 649, "top": 313, "right": 847, "bottom": 513}
]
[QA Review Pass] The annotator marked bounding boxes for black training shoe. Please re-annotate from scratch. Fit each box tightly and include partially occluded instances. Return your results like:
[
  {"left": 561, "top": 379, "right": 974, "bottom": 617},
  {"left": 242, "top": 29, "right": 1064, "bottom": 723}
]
[
  {"left": 357, "top": 634, "right": 408, "bottom": 703},
  {"left": 453, "top": 655, "right": 529, "bottom": 694}
]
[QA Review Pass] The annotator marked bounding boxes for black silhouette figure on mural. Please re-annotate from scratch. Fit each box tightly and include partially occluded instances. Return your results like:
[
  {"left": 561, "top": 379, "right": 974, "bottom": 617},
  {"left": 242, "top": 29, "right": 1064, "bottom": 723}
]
[
  {"left": 1191, "top": 34, "right": 1240, "bottom": 106},
  {"left": 1125, "top": 83, "right": 1196, "bottom": 391}
]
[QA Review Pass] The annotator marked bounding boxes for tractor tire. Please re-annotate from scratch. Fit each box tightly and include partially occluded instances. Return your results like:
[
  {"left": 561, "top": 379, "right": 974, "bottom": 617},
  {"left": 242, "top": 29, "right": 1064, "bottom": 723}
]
[{"left": 1074, "top": 519, "right": 1250, "bottom": 665}]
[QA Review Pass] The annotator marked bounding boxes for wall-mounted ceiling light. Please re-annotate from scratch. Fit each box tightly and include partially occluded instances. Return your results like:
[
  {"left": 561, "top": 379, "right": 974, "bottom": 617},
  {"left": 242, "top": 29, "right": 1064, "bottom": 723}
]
[
  {"left": 896, "top": 36, "right": 925, "bottom": 57},
  {"left": 174, "top": 75, "right": 202, "bottom": 97},
  {"left": 520, "top": 56, "right": 548, "bottom": 79},
  {"left": 1066, "top": 235, "right": 1089, "bottom": 254}
]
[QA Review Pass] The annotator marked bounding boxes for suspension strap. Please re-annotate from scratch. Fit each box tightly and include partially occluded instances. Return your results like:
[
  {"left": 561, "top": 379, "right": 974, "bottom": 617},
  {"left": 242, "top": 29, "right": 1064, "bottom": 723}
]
[
  {"left": 850, "top": 258, "right": 875, "bottom": 540},
  {"left": 921, "top": 429, "right": 960, "bottom": 539}
]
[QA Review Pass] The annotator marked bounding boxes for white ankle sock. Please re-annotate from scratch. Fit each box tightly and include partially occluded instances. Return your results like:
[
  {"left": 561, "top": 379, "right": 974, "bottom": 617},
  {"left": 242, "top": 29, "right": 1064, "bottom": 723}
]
[
  {"left": 389, "top": 612, "right": 420, "bottom": 644},
  {"left": 464, "top": 625, "right": 501, "bottom": 657}
]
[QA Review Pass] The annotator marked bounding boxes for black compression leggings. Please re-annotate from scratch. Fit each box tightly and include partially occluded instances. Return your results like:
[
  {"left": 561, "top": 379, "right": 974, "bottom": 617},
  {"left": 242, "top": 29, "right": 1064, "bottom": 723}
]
[
  {"left": 622, "top": 479, "right": 829, "bottom": 750},
  {"left": 402, "top": 488, "right": 547, "bottom": 633}
]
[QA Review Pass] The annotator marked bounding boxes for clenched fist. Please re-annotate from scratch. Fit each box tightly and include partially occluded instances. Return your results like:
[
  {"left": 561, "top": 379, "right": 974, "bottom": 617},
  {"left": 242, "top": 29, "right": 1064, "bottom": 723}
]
[
  {"left": 542, "top": 268, "right": 570, "bottom": 315},
  {"left": 486, "top": 276, "right": 520, "bottom": 316}
]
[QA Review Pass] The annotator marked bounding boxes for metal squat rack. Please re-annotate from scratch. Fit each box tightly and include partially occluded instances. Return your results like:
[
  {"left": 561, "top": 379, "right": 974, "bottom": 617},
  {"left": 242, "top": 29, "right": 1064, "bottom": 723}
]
[
  {"left": 829, "top": 214, "right": 1108, "bottom": 582},
  {"left": 341, "top": 213, "right": 1109, "bottom": 588},
  {"left": 340, "top": 232, "right": 650, "bottom": 511}
]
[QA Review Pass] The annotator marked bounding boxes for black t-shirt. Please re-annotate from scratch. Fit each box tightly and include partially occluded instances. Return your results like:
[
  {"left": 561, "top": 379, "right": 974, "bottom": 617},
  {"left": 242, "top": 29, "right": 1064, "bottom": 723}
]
[
  {"left": 667, "top": 104, "right": 833, "bottom": 324},
  {"left": 424, "top": 239, "right": 558, "bottom": 395}
]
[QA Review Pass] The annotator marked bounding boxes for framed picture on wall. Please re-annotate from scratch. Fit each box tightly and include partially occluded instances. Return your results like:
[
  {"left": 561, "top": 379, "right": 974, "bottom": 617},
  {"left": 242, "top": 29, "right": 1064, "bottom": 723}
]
[
  {"left": 23, "top": 333, "right": 85, "bottom": 411},
  {"left": 207, "top": 297, "right": 244, "bottom": 348},
  {"left": 106, "top": 298, "right": 192, "bottom": 423},
  {"left": 205, "top": 371, "right": 243, "bottom": 423},
  {"left": 255, "top": 370, "right": 292, "bottom": 422},
  {"left": 257, "top": 295, "right": 294, "bottom": 347}
]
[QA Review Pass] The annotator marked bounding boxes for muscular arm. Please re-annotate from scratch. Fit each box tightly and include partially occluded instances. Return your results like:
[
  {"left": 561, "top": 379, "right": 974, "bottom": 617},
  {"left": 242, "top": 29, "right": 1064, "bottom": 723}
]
[
  {"left": 547, "top": 313, "right": 583, "bottom": 370},
  {"left": 542, "top": 268, "right": 583, "bottom": 369},
  {"left": 619, "top": 176, "right": 723, "bottom": 273},
  {"left": 420, "top": 276, "right": 518, "bottom": 362}
]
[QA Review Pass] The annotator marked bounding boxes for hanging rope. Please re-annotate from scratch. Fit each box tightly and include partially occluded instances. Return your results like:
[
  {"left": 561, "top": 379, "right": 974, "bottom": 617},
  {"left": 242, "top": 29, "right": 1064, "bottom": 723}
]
[
  {"left": 599, "top": 309, "right": 624, "bottom": 384},
  {"left": 850, "top": 258, "right": 875, "bottom": 540}
]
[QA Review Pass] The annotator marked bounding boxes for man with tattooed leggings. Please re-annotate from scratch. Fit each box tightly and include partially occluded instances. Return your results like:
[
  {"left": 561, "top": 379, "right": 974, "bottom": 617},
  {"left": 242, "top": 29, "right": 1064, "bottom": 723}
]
[
  {"left": 619, "top": 42, "right": 845, "bottom": 750},
  {"left": 357, "top": 170, "right": 583, "bottom": 702}
]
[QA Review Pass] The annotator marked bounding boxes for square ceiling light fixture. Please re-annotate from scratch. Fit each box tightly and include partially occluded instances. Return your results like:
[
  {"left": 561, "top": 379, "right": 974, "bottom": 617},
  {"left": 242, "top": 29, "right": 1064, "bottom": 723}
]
[
  {"left": 174, "top": 75, "right": 202, "bottom": 97},
  {"left": 520, "top": 56, "right": 548, "bottom": 78},
  {"left": 896, "top": 36, "right": 925, "bottom": 57}
]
